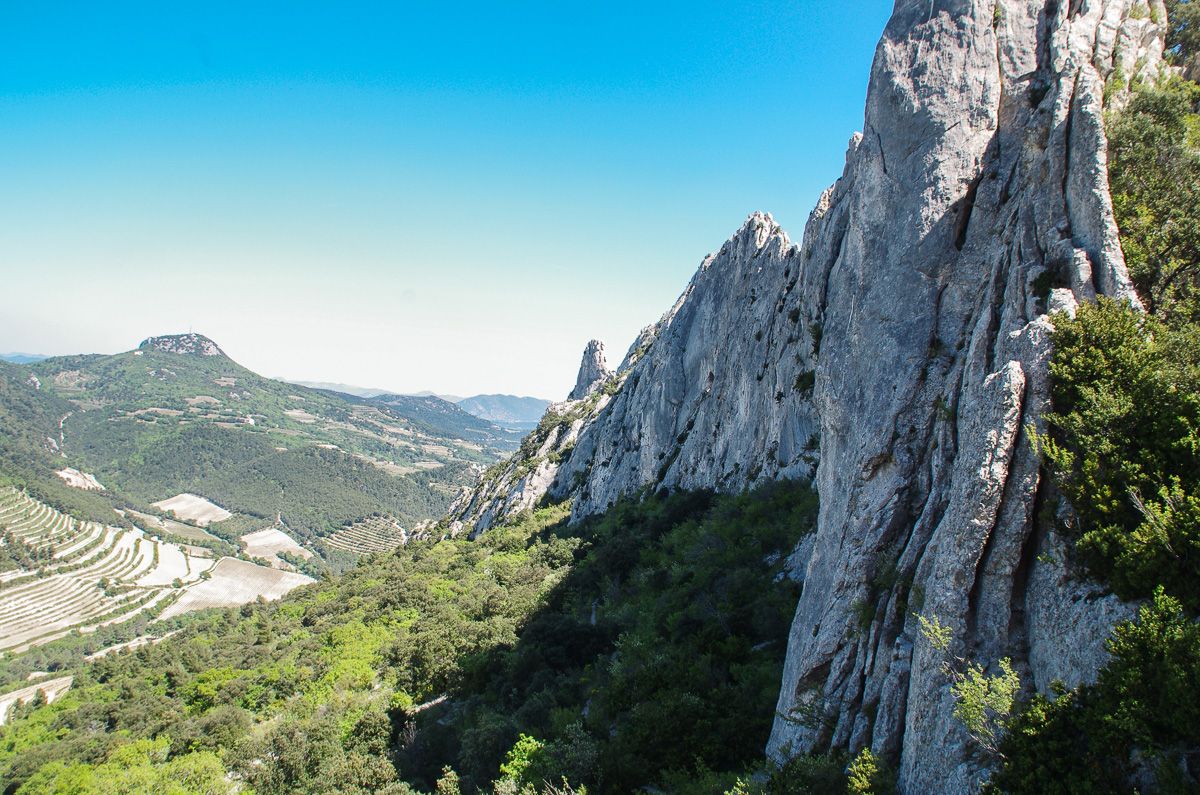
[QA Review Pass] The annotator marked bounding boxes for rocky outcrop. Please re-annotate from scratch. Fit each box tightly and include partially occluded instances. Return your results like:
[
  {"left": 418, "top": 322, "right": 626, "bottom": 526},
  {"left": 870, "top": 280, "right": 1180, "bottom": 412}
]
[
  {"left": 549, "top": 213, "right": 821, "bottom": 518},
  {"left": 446, "top": 340, "right": 629, "bottom": 536},
  {"left": 448, "top": 0, "right": 1169, "bottom": 790},
  {"left": 139, "top": 333, "right": 225, "bottom": 357},
  {"left": 568, "top": 340, "right": 613, "bottom": 401}
]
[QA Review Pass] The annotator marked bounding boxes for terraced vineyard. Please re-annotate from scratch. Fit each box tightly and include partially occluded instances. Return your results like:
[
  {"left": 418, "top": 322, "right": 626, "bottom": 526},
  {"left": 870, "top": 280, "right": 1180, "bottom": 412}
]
[
  {"left": 0, "top": 489, "right": 219, "bottom": 654},
  {"left": 0, "top": 488, "right": 318, "bottom": 654},
  {"left": 324, "top": 514, "right": 408, "bottom": 554},
  {"left": 0, "top": 488, "right": 212, "bottom": 653}
]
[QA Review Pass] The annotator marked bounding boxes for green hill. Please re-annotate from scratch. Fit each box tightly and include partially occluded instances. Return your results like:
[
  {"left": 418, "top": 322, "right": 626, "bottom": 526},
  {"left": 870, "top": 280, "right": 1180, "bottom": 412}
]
[{"left": 1, "top": 334, "right": 519, "bottom": 541}]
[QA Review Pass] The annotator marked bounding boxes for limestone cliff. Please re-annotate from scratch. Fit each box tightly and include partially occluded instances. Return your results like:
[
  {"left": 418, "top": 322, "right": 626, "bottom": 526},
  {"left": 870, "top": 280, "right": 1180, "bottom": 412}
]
[{"left": 448, "top": 0, "right": 1169, "bottom": 789}]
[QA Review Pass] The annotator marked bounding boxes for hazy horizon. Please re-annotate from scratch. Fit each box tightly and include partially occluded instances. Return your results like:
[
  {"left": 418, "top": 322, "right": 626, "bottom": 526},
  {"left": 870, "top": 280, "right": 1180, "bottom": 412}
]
[{"left": 1, "top": 1, "right": 893, "bottom": 397}]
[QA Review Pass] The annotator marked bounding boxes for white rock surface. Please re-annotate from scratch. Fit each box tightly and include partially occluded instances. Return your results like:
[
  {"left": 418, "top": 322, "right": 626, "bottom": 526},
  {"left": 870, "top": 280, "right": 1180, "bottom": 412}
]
[{"left": 568, "top": 340, "right": 613, "bottom": 401}]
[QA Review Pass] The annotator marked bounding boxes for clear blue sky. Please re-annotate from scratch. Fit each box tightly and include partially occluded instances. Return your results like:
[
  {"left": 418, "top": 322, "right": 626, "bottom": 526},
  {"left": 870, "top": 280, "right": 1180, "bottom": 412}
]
[{"left": 0, "top": 1, "right": 893, "bottom": 399}]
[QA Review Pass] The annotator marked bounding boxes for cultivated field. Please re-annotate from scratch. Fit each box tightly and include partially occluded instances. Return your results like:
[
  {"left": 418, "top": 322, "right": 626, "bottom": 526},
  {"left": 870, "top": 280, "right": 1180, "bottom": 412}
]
[
  {"left": 55, "top": 468, "right": 104, "bottom": 491},
  {"left": 325, "top": 515, "right": 408, "bottom": 554},
  {"left": 151, "top": 493, "right": 232, "bottom": 526},
  {"left": 0, "top": 489, "right": 222, "bottom": 653},
  {"left": 240, "top": 526, "right": 311, "bottom": 569},
  {"left": 158, "top": 558, "right": 314, "bottom": 619},
  {"left": 0, "top": 488, "right": 305, "bottom": 655}
]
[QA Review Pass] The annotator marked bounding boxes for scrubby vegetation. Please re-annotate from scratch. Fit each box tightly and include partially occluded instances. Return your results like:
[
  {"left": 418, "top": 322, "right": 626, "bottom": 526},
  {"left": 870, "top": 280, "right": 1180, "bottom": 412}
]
[
  {"left": 0, "top": 482, "right": 829, "bottom": 794},
  {"left": 1106, "top": 77, "right": 1200, "bottom": 319},
  {"left": 1036, "top": 299, "right": 1200, "bottom": 610},
  {"left": 991, "top": 589, "right": 1200, "bottom": 793}
]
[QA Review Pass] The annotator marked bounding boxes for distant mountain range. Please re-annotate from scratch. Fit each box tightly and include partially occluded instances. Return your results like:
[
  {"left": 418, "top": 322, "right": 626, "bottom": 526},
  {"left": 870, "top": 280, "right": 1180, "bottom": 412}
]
[
  {"left": 0, "top": 353, "right": 49, "bottom": 364},
  {"left": 285, "top": 380, "right": 395, "bottom": 399},
  {"left": 286, "top": 380, "right": 549, "bottom": 430},
  {"left": 456, "top": 394, "right": 550, "bottom": 430}
]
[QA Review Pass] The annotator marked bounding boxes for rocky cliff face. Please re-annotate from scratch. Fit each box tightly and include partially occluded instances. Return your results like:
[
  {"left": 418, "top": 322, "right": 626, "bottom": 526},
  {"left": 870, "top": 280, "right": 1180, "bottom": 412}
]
[{"left": 448, "top": 0, "right": 1168, "bottom": 789}]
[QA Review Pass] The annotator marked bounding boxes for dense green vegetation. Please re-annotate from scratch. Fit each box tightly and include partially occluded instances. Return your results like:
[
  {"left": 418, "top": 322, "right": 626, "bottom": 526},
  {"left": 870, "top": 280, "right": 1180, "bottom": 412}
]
[
  {"left": 0, "top": 482, "right": 821, "bottom": 794},
  {"left": 991, "top": 589, "right": 1200, "bottom": 793},
  {"left": 1106, "top": 77, "right": 1200, "bottom": 318},
  {"left": 408, "top": 484, "right": 815, "bottom": 793},
  {"left": 0, "top": 362, "right": 132, "bottom": 526},
  {"left": 987, "top": 29, "right": 1200, "bottom": 792},
  {"left": 67, "top": 415, "right": 458, "bottom": 540},
  {"left": 1165, "top": 0, "right": 1200, "bottom": 64},
  {"left": 1036, "top": 300, "right": 1199, "bottom": 609}
]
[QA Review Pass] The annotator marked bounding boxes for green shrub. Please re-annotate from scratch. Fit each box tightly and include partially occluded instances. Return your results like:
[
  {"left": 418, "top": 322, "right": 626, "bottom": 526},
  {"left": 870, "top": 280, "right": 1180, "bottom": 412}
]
[
  {"left": 991, "top": 589, "right": 1200, "bottom": 793},
  {"left": 1038, "top": 299, "right": 1200, "bottom": 610},
  {"left": 1165, "top": 1, "right": 1200, "bottom": 62},
  {"left": 1107, "top": 77, "right": 1200, "bottom": 320}
]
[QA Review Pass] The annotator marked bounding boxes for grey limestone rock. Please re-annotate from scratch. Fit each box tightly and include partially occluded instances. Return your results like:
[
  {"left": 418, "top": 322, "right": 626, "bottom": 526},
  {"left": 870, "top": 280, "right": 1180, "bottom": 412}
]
[
  {"left": 139, "top": 333, "right": 225, "bottom": 357},
  {"left": 446, "top": 0, "right": 1169, "bottom": 789},
  {"left": 568, "top": 340, "right": 613, "bottom": 401}
]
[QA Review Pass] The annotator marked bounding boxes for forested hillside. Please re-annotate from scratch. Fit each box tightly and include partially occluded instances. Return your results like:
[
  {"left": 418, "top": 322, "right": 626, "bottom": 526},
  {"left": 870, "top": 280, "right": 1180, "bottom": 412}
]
[
  {"left": 0, "top": 361, "right": 129, "bottom": 525},
  {"left": 0, "top": 483, "right": 844, "bottom": 795},
  {"left": 2, "top": 335, "right": 520, "bottom": 540}
]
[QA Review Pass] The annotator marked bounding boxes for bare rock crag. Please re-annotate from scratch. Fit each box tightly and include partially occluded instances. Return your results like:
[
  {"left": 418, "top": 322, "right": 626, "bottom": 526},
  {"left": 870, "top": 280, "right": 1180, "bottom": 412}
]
[
  {"left": 139, "top": 333, "right": 225, "bottom": 357},
  {"left": 568, "top": 340, "right": 613, "bottom": 401},
  {"left": 447, "top": 1, "right": 1169, "bottom": 789}
]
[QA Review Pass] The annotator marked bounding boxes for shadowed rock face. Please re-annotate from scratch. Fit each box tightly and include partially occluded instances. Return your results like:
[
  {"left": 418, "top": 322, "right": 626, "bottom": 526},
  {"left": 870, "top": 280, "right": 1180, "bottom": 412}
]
[{"left": 448, "top": 1, "right": 1168, "bottom": 789}]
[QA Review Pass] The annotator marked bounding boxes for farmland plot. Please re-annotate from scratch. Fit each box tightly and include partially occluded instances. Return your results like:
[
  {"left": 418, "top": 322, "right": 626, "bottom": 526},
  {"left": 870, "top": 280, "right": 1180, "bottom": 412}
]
[
  {"left": 150, "top": 493, "right": 232, "bottom": 526},
  {"left": 158, "top": 558, "right": 313, "bottom": 619},
  {"left": 126, "top": 509, "right": 219, "bottom": 543},
  {"left": 0, "top": 676, "right": 73, "bottom": 725},
  {"left": 0, "top": 488, "right": 313, "bottom": 654},
  {"left": 239, "top": 526, "right": 311, "bottom": 569},
  {"left": 0, "top": 489, "right": 213, "bottom": 653}
]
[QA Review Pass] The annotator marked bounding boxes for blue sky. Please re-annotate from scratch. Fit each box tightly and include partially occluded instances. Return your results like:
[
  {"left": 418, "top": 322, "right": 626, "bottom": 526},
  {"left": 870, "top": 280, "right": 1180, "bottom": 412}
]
[{"left": 0, "top": 1, "right": 893, "bottom": 398}]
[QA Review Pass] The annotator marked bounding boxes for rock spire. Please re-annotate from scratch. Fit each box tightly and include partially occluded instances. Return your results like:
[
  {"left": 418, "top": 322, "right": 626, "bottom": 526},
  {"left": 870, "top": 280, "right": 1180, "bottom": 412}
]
[{"left": 567, "top": 340, "right": 612, "bottom": 400}]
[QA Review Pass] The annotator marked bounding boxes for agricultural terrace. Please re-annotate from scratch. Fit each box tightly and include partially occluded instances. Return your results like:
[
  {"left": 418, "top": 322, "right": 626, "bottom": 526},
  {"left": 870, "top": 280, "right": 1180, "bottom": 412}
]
[
  {"left": 0, "top": 488, "right": 300, "bottom": 654},
  {"left": 324, "top": 514, "right": 408, "bottom": 554},
  {"left": 239, "top": 526, "right": 312, "bottom": 569},
  {"left": 0, "top": 675, "right": 73, "bottom": 725},
  {"left": 150, "top": 493, "right": 232, "bottom": 526}
]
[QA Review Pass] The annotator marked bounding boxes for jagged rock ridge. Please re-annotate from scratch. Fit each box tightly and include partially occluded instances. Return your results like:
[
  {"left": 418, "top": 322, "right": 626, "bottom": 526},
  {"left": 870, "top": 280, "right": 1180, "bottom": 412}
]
[
  {"left": 447, "top": 0, "right": 1169, "bottom": 790},
  {"left": 139, "top": 333, "right": 225, "bottom": 357}
]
